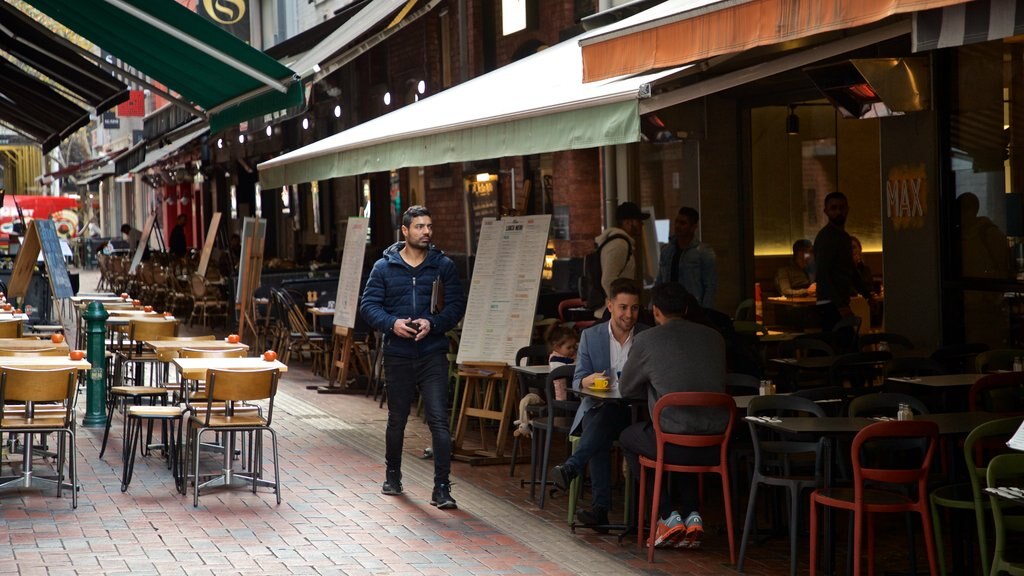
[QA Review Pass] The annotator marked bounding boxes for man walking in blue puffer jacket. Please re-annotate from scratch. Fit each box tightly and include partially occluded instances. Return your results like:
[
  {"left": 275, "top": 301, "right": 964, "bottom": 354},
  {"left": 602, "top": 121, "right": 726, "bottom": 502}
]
[{"left": 359, "top": 205, "right": 466, "bottom": 509}]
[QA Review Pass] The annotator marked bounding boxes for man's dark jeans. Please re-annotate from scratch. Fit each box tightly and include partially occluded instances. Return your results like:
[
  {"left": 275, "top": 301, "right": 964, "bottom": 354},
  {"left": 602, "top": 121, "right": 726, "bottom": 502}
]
[
  {"left": 384, "top": 352, "right": 451, "bottom": 486},
  {"left": 565, "top": 402, "right": 630, "bottom": 511}
]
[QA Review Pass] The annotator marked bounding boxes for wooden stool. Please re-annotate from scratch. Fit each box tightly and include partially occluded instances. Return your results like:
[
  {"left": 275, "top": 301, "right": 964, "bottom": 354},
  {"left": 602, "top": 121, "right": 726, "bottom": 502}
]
[{"left": 121, "top": 405, "right": 184, "bottom": 493}]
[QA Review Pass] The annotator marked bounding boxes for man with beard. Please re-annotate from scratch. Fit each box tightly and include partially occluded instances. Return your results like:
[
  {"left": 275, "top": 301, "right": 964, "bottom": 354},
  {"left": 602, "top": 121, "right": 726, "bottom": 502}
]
[
  {"left": 553, "top": 279, "right": 647, "bottom": 529},
  {"left": 813, "top": 192, "right": 855, "bottom": 332},
  {"left": 360, "top": 205, "right": 466, "bottom": 509}
]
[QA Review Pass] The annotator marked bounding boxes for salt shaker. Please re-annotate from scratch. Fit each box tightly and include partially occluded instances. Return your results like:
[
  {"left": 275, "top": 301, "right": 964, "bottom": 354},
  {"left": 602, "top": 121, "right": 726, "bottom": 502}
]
[
  {"left": 897, "top": 402, "right": 913, "bottom": 421},
  {"left": 759, "top": 380, "right": 772, "bottom": 396},
  {"left": 1015, "top": 356, "right": 1023, "bottom": 373}
]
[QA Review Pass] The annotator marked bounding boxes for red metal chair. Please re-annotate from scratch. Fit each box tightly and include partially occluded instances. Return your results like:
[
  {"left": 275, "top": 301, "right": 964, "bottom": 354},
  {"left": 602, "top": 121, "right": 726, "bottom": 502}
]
[
  {"left": 969, "top": 372, "right": 1024, "bottom": 415},
  {"left": 809, "top": 420, "right": 939, "bottom": 576},
  {"left": 636, "top": 392, "right": 737, "bottom": 563},
  {"left": 557, "top": 297, "right": 595, "bottom": 330}
]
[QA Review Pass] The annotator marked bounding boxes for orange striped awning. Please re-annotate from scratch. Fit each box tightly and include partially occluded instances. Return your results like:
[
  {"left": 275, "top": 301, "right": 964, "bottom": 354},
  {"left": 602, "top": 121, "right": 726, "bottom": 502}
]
[{"left": 580, "top": 0, "right": 974, "bottom": 83}]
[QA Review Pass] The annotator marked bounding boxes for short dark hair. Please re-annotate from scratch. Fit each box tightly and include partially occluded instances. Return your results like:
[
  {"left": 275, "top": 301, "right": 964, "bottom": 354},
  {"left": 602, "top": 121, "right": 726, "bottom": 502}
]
[
  {"left": 792, "top": 239, "right": 812, "bottom": 254},
  {"left": 677, "top": 206, "right": 700, "bottom": 223},
  {"left": 608, "top": 278, "right": 640, "bottom": 300},
  {"left": 402, "top": 205, "right": 431, "bottom": 228},
  {"left": 121, "top": 224, "right": 131, "bottom": 233},
  {"left": 824, "top": 192, "right": 848, "bottom": 206},
  {"left": 649, "top": 282, "right": 690, "bottom": 317}
]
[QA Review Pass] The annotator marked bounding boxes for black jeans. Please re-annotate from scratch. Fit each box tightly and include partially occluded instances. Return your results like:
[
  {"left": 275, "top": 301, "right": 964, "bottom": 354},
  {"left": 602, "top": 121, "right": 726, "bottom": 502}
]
[
  {"left": 620, "top": 421, "right": 717, "bottom": 521},
  {"left": 565, "top": 402, "right": 631, "bottom": 511},
  {"left": 384, "top": 352, "right": 451, "bottom": 486}
]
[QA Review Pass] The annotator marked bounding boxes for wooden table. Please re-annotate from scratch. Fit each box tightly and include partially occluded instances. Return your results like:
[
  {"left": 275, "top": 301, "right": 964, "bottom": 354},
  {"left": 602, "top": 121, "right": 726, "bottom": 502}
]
[
  {"left": 146, "top": 340, "right": 250, "bottom": 355},
  {"left": 0, "top": 338, "right": 69, "bottom": 352},
  {"left": 0, "top": 357, "right": 90, "bottom": 370},
  {"left": 70, "top": 295, "right": 123, "bottom": 303},
  {"left": 172, "top": 357, "right": 287, "bottom": 380}
]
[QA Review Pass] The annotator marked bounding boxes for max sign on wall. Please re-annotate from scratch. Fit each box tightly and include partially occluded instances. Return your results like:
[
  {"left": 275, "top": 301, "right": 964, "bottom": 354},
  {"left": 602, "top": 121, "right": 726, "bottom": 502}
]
[{"left": 885, "top": 164, "right": 927, "bottom": 230}]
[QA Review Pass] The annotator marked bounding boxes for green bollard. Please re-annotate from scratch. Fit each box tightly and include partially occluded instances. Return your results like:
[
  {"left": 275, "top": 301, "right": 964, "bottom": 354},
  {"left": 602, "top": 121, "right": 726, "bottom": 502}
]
[{"left": 82, "top": 301, "right": 109, "bottom": 427}]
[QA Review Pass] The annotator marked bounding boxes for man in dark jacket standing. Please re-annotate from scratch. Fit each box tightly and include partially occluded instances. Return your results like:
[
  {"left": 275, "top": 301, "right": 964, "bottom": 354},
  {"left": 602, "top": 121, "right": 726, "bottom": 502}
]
[
  {"left": 360, "top": 205, "right": 466, "bottom": 509},
  {"left": 813, "top": 192, "right": 855, "bottom": 331}
]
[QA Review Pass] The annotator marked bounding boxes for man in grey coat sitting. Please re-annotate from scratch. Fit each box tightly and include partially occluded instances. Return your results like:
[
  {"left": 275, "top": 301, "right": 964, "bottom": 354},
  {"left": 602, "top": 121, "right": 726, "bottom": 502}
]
[{"left": 618, "top": 282, "right": 728, "bottom": 550}]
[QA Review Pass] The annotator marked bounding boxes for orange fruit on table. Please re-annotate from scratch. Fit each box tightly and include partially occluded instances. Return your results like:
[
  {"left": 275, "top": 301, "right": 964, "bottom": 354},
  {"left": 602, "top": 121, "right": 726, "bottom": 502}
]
[
  {"left": 263, "top": 350, "right": 278, "bottom": 362},
  {"left": 120, "top": 293, "right": 129, "bottom": 299},
  {"left": 50, "top": 333, "right": 64, "bottom": 344},
  {"left": 227, "top": 334, "right": 240, "bottom": 344},
  {"left": 69, "top": 350, "right": 85, "bottom": 361},
  {"left": 144, "top": 305, "right": 153, "bottom": 313}
]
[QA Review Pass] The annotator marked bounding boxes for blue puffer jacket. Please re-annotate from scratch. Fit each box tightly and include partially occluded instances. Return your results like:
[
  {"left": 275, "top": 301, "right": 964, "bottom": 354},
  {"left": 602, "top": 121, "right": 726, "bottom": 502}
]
[{"left": 359, "top": 242, "right": 466, "bottom": 358}]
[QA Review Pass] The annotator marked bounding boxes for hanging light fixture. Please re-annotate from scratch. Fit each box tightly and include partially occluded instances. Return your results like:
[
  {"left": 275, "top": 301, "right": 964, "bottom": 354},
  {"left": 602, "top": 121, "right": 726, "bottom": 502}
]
[{"left": 786, "top": 105, "right": 800, "bottom": 136}]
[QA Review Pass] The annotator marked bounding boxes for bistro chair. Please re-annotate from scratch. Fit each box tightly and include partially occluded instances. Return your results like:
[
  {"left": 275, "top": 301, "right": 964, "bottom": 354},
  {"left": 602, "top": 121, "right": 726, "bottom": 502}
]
[
  {"left": 848, "top": 392, "right": 929, "bottom": 419},
  {"left": 930, "top": 342, "right": 989, "bottom": 374},
  {"left": 508, "top": 344, "right": 553, "bottom": 477},
  {"left": 975, "top": 348, "right": 1024, "bottom": 374},
  {"left": 930, "top": 416, "right": 1023, "bottom": 576},
  {"left": 527, "top": 364, "right": 578, "bottom": 508},
  {"left": 809, "top": 420, "right": 939, "bottom": 576},
  {"left": 738, "top": 395, "right": 826, "bottom": 576},
  {"left": 637, "top": 392, "right": 736, "bottom": 563},
  {"left": 827, "top": 351, "right": 892, "bottom": 395},
  {"left": 185, "top": 366, "right": 281, "bottom": 507},
  {"left": 969, "top": 372, "right": 1024, "bottom": 416},
  {"left": 985, "top": 453, "right": 1024, "bottom": 576},
  {"left": 0, "top": 367, "right": 78, "bottom": 507},
  {"left": 859, "top": 332, "right": 914, "bottom": 353}
]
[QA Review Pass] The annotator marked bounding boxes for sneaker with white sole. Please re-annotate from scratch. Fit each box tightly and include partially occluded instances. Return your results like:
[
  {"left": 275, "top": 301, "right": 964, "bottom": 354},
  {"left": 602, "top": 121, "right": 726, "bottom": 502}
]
[
  {"left": 677, "top": 511, "right": 703, "bottom": 549},
  {"left": 431, "top": 483, "right": 457, "bottom": 509},
  {"left": 653, "top": 511, "right": 686, "bottom": 548}
]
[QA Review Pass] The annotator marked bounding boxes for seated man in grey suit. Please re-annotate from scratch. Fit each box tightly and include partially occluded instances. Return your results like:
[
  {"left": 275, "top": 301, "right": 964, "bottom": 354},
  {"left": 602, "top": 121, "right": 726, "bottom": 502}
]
[
  {"left": 553, "top": 279, "right": 647, "bottom": 529},
  {"left": 619, "top": 282, "right": 727, "bottom": 549}
]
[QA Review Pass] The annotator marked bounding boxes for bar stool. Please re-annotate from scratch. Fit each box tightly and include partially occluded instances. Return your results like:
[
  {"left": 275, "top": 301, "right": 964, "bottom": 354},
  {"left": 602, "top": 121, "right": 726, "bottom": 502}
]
[{"left": 121, "top": 404, "right": 185, "bottom": 493}]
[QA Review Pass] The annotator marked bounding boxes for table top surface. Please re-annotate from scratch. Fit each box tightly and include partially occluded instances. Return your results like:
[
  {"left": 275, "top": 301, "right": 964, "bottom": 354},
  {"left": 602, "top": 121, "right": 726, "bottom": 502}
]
[
  {"left": 888, "top": 373, "right": 984, "bottom": 388},
  {"left": 106, "top": 310, "right": 163, "bottom": 317},
  {"left": 0, "top": 357, "right": 90, "bottom": 370},
  {"left": 70, "top": 295, "right": 123, "bottom": 303},
  {"left": 172, "top": 357, "right": 288, "bottom": 376},
  {"left": 0, "top": 338, "right": 69, "bottom": 351},
  {"left": 145, "top": 340, "right": 251, "bottom": 353},
  {"left": 0, "top": 314, "right": 29, "bottom": 321},
  {"left": 510, "top": 365, "right": 552, "bottom": 376},
  {"left": 750, "top": 411, "right": 1000, "bottom": 436},
  {"left": 770, "top": 356, "right": 836, "bottom": 370},
  {"left": 105, "top": 315, "right": 177, "bottom": 325},
  {"left": 308, "top": 307, "right": 336, "bottom": 315},
  {"left": 766, "top": 296, "right": 818, "bottom": 306}
]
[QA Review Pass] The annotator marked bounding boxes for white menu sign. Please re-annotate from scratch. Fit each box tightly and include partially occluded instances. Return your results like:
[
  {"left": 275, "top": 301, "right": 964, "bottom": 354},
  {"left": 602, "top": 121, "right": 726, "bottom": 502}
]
[
  {"left": 333, "top": 218, "right": 369, "bottom": 329},
  {"left": 457, "top": 215, "right": 551, "bottom": 365}
]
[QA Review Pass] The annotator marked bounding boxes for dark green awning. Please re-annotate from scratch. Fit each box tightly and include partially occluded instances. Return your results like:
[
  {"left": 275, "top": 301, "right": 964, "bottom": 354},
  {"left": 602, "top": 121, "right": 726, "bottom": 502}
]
[{"left": 22, "top": 0, "right": 303, "bottom": 133}]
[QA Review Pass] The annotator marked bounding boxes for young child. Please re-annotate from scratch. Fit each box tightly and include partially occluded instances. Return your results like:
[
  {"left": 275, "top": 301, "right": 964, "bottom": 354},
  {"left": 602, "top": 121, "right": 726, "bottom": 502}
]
[{"left": 546, "top": 325, "right": 579, "bottom": 401}]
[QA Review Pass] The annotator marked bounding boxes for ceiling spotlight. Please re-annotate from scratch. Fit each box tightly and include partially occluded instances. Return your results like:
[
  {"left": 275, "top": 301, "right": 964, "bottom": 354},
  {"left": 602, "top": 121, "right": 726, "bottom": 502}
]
[
  {"left": 334, "top": 104, "right": 342, "bottom": 118},
  {"left": 302, "top": 117, "right": 310, "bottom": 130},
  {"left": 216, "top": 138, "right": 223, "bottom": 149},
  {"left": 417, "top": 80, "right": 426, "bottom": 95},
  {"left": 238, "top": 134, "right": 245, "bottom": 144},
  {"left": 265, "top": 125, "right": 272, "bottom": 137},
  {"left": 383, "top": 91, "right": 391, "bottom": 106}
]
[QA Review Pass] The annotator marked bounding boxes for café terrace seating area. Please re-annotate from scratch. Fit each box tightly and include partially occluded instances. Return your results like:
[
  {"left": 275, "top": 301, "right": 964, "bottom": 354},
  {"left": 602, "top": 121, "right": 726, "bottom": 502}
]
[{"left": 6, "top": 273, "right": 1024, "bottom": 575}]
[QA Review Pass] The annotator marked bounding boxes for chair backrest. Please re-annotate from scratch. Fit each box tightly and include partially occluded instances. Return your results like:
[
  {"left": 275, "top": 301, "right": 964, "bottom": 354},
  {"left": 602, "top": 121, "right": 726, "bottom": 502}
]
[
  {"left": 966, "top": 416, "right": 1024, "bottom": 502},
  {"left": 828, "top": 351, "right": 892, "bottom": 391},
  {"left": 851, "top": 421, "right": 938, "bottom": 496},
  {"left": 515, "top": 344, "right": 550, "bottom": 367},
  {"left": 179, "top": 347, "right": 247, "bottom": 359},
  {"left": 128, "top": 319, "right": 179, "bottom": 342},
  {"left": 976, "top": 349, "right": 1024, "bottom": 373},
  {"left": 746, "top": 394, "right": 826, "bottom": 478},
  {"left": 848, "top": 392, "right": 929, "bottom": 418},
  {"left": 734, "top": 298, "right": 755, "bottom": 321},
  {"left": 201, "top": 367, "right": 279, "bottom": 426},
  {"left": 725, "top": 372, "right": 760, "bottom": 394},
  {"left": 544, "top": 363, "right": 580, "bottom": 418},
  {"left": 790, "top": 385, "right": 848, "bottom": 416},
  {"left": 859, "top": 332, "right": 914, "bottom": 352},
  {"left": 557, "top": 298, "right": 585, "bottom": 321},
  {"left": 0, "top": 320, "right": 24, "bottom": 338},
  {"left": 985, "top": 453, "right": 1024, "bottom": 569},
  {"left": 970, "top": 372, "right": 1024, "bottom": 415},
  {"left": 777, "top": 337, "right": 834, "bottom": 359},
  {"left": 830, "top": 316, "right": 862, "bottom": 351},
  {"left": 650, "top": 392, "right": 736, "bottom": 462},
  {"left": 0, "top": 367, "right": 76, "bottom": 425}
]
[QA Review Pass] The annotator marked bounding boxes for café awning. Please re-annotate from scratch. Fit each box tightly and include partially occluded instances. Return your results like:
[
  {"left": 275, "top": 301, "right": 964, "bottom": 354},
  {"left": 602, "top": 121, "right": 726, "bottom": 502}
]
[
  {"left": 0, "top": 1, "right": 128, "bottom": 151},
  {"left": 258, "top": 35, "right": 686, "bottom": 188},
  {"left": 579, "top": 0, "right": 975, "bottom": 83},
  {"left": 132, "top": 126, "right": 208, "bottom": 173},
  {"left": 913, "top": 0, "right": 1024, "bottom": 51},
  {"left": 21, "top": 0, "right": 302, "bottom": 133}
]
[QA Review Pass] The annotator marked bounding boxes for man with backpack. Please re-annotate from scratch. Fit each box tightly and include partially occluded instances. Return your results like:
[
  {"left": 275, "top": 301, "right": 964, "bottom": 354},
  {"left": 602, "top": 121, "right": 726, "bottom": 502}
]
[{"left": 582, "top": 202, "right": 648, "bottom": 312}]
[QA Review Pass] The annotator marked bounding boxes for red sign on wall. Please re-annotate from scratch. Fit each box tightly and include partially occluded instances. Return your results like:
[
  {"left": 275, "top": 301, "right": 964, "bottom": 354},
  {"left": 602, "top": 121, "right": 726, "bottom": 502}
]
[{"left": 117, "top": 90, "right": 146, "bottom": 117}]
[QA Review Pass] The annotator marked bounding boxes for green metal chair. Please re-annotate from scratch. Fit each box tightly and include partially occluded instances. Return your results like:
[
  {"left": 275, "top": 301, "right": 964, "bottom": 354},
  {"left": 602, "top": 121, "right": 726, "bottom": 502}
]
[
  {"left": 930, "top": 416, "right": 1024, "bottom": 576},
  {"left": 986, "top": 453, "right": 1024, "bottom": 576}
]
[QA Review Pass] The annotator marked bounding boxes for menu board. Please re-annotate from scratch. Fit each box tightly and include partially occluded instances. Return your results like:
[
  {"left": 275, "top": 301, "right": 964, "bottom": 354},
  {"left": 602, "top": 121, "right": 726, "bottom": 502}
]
[
  {"left": 333, "top": 217, "right": 369, "bottom": 329},
  {"left": 35, "top": 219, "right": 73, "bottom": 299},
  {"left": 129, "top": 211, "right": 157, "bottom": 274},
  {"left": 457, "top": 215, "right": 551, "bottom": 365}
]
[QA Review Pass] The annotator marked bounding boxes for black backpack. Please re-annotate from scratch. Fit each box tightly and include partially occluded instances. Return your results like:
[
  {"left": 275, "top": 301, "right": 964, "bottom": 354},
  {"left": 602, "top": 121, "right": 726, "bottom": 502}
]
[{"left": 579, "top": 233, "right": 631, "bottom": 308}]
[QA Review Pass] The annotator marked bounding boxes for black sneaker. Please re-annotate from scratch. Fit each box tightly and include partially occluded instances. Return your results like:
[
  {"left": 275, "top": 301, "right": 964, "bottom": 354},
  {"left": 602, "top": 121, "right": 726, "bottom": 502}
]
[
  {"left": 553, "top": 463, "right": 576, "bottom": 492},
  {"left": 576, "top": 507, "right": 610, "bottom": 533},
  {"left": 431, "top": 483, "right": 457, "bottom": 509},
  {"left": 381, "top": 469, "right": 403, "bottom": 495}
]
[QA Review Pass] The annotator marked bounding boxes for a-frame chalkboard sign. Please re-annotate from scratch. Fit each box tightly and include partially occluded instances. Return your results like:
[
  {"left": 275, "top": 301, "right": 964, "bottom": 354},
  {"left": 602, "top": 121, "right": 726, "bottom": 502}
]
[{"left": 9, "top": 218, "right": 74, "bottom": 302}]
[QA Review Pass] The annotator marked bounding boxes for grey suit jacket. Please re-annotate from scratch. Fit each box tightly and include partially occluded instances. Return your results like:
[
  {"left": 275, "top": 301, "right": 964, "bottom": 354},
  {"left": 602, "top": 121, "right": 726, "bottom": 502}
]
[
  {"left": 617, "top": 318, "right": 728, "bottom": 434},
  {"left": 570, "top": 321, "right": 649, "bottom": 435}
]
